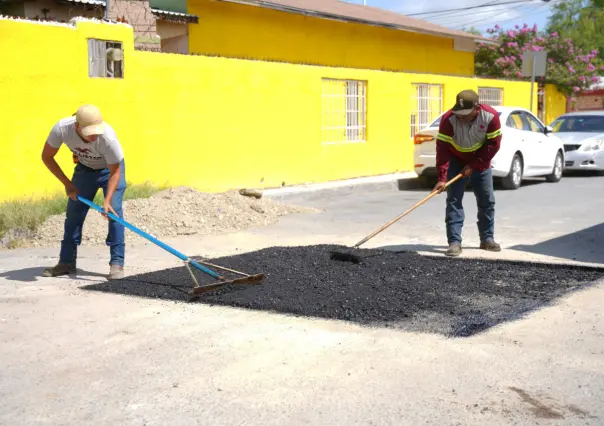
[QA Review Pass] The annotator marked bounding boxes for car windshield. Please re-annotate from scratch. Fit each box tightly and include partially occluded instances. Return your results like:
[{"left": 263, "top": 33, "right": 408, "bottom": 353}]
[
  {"left": 551, "top": 115, "right": 604, "bottom": 133},
  {"left": 429, "top": 111, "right": 502, "bottom": 128}
]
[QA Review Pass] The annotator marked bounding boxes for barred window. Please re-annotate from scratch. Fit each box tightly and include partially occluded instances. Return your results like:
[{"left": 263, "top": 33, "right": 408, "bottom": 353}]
[
  {"left": 478, "top": 87, "right": 503, "bottom": 106},
  {"left": 88, "top": 39, "right": 123, "bottom": 79},
  {"left": 321, "top": 78, "right": 367, "bottom": 144},
  {"left": 410, "top": 83, "right": 443, "bottom": 138}
]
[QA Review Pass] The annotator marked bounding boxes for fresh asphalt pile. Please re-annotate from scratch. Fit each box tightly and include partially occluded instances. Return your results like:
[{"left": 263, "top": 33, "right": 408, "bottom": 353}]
[{"left": 82, "top": 244, "right": 604, "bottom": 337}]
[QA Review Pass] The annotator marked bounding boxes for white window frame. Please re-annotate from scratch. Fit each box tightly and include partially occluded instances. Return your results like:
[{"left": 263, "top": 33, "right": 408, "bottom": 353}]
[
  {"left": 88, "top": 39, "right": 124, "bottom": 79},
  {"left": 478, "top": 87, "right": 503, "bottom": 107},
  {"left": 410, "top": 83, "right": 442, "bottom": 138},
  {"left": 321, "top": 78, "right": 367, "bottom": 145}
]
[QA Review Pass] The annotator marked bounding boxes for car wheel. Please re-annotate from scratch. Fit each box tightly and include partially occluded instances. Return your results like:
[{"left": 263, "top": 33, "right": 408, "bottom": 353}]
[
  {"left": 545, "top": 151, "right": 563, "bottom": 183},
  {"left": 501, "top": 154, "right": 523, "bottom": 190},
  {"left": 418, "top": 175, "right": 437, "bottom": 189}
]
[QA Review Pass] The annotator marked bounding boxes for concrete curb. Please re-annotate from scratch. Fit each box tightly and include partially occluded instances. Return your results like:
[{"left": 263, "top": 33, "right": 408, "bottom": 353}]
[{"left": 263, "top": 172, "right": 419, "bottom": 201}]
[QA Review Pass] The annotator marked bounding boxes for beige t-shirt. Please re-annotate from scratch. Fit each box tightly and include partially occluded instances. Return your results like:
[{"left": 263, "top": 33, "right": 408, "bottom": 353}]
[{"left": 46, "top": 116, "right": 124, "bottom": 170}]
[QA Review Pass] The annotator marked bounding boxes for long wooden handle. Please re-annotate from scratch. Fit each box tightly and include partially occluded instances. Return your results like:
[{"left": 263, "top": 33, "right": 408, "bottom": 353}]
[{"left": 352, "top": 173, "right": 464, "bottom": 248}]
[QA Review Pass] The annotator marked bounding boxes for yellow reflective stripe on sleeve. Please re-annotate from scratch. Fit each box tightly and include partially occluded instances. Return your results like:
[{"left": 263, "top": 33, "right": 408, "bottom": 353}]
[
  {"left": 486, "top": 128, "right": 502, "bottom": 139},
  {"left": 437, "top": 133, "right": 454, "bottom": 143}
]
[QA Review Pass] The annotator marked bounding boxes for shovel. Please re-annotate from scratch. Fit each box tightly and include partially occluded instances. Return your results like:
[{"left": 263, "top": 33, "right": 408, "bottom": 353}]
[{"left": 329, "top": 173, "right": 464, "bottom": 263}]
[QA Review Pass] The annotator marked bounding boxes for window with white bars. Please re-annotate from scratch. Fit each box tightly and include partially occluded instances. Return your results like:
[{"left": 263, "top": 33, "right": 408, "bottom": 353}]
[
  {"left": 478, "top": 87, "right": 503, "bottom": 106},
  {"left": 321, "top": 78, "right": 367, "bottom": 144},
  {"left": 88, "top": 39, "right": 124, "bottom": 79},
  {"left": 410, "top": 84, "right": 442, "bottom": 138}
]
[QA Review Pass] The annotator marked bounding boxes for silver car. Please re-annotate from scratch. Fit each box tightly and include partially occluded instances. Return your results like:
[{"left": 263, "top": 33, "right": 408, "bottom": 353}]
[{"left": 550, "top": 111, "right": 604, "bottom": 172}]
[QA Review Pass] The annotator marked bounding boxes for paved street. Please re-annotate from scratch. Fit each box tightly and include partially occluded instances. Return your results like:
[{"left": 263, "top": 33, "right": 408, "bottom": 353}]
[{"left": 1, "top": 172, "right": 604, "bottom": 425}]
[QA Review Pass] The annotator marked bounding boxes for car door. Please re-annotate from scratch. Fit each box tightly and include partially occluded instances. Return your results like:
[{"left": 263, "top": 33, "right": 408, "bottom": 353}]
[
  {"left": 522, "top": 111, "right": 556, "bottom": 171},
  {"left": 505, "top": 110, "right": 539, "bottom": 175}
]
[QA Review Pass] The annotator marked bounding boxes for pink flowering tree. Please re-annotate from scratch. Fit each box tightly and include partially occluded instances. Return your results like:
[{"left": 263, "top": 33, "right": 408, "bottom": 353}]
[{"left": 475, "top": 23, "right": 603, "bottom": 98}]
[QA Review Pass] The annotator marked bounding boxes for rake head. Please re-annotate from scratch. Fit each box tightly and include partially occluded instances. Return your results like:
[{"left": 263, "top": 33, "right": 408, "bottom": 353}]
[{"left": 188, "top": 273, "right": 265, "bottom": 296}]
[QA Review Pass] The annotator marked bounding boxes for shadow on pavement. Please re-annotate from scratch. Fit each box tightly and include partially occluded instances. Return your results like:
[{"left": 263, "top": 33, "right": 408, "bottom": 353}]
[
  {"left": 510, "top": 223, "right": 604, "bottom": 265},
  {"left": 0, "top": 267, "right": 108, "bottom": 283},
  {"left": 378, "top": 243, "right": 447, "bottom": 255},
  {"left": 398, "top": 177, "right": 546, "bottom": 193},
  {"left": 80, "top": 245, "right": 604, "bottom": 338}
]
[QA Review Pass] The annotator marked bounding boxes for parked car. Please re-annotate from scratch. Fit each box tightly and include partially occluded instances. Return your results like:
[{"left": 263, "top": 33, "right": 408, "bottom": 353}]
[
  {"left": 549, "top": 111, "right": 604, "bottom": 172},
  {"left": 413, "top": 106, "right": 565, "bottom": 190}
]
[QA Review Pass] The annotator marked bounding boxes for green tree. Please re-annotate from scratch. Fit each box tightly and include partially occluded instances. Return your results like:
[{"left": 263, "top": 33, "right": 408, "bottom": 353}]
[
  {"left": 546, "top": 0, "right": 604, "bottom": 61},
  {"left": 461, "top": 26, "right": 483, "bottom": 36}
]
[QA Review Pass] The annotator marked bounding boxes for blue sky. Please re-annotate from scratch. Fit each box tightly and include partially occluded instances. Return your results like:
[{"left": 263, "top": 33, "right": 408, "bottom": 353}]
[{"left": 342, "top": 0, "right": 560, "bottom": 33}]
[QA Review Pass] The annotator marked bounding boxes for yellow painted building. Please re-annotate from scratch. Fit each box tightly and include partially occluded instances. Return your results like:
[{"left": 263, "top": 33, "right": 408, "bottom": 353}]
[
  {"left": 0, "top": 4, "right": 563, "bottom": 202},
  {"left": 187, "top": 0, "right": 478, "bottom": 77}
]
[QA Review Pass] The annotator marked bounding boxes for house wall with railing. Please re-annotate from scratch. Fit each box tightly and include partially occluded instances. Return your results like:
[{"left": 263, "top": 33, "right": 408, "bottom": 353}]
[{"left": 0, "top": 17, "right": 534, "bottom": 202}]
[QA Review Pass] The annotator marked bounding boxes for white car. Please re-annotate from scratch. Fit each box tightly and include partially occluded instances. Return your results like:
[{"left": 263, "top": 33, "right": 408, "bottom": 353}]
[
  {"left": 413, "top": 106, "right": 565, "bottom": 190},
  {"left": 549, "top": 111, "right": 604, "bottom": 172}
]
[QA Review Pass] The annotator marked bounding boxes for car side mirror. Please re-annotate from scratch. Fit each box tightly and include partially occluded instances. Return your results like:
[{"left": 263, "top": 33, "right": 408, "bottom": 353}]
[{"left": 544, "top": 126, "right": 554, "bottom": 134}]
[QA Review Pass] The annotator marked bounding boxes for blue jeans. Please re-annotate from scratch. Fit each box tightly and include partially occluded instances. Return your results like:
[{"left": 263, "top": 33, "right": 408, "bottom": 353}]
[
  {"left": 59, "top": 161, "right": 127, "bottom": 267},
  {"left": 445, "top": 156, "right": 495, "bottom": 245}
]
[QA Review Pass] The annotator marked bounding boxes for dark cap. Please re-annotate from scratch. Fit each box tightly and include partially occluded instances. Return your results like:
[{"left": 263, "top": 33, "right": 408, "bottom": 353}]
[{"left": 452, "top": 90, "right": 479, "bottom": 115}]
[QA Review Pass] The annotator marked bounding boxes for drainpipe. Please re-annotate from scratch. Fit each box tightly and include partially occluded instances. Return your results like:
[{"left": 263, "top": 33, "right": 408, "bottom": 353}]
[{"left": 105, "top": 0, "right": 110, "bottom": 20}]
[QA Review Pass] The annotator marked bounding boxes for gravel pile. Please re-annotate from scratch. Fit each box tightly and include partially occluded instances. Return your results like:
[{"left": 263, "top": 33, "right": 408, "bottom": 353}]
[
  {"left": 32, "top": 187, "right": 316, "bottom": 247},
  {"left": 82, "top": 245, "right": 604, "bottom": 337}
]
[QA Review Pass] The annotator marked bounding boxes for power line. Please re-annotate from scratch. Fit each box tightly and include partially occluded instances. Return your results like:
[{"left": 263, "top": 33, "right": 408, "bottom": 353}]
[
  {"left": 415, "top": 0, "right": 503, "bottom": 20},
  {"left": 428, "top": 3, "right": 527, "bottom": 26},
  {"left": 427, "top": 3, "right": 528, "bottom": 26},
  {"left": 449, "top": 1, "right": 551, "bottom": 30},
  {"left": 405, "top": 0, "right": 548, "bottom": 17}
]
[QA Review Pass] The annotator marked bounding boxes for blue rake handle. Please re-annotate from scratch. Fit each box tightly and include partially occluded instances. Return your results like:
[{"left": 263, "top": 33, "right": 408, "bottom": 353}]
[{"left": 76, "top": 195, "right": 222, "bottom": 280}]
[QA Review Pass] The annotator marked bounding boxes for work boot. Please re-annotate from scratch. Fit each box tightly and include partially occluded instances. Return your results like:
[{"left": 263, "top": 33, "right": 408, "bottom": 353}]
[
  {"left": 108, "top": 264, "right": 124, "bottom": 280},
  {"left": 42, "top": 263, "right": 76, "bottom": 277},
  {"left": 445, "top": 242, "right": 462, "bottom": 257},
  {"left": 480, "top": 239, "right": 501, "bottom": 252}
]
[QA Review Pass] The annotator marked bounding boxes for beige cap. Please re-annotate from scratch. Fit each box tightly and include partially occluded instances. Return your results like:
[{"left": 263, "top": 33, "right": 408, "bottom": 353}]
[{"left": 75, "top": 104, "right": 105, "bottom": 136}]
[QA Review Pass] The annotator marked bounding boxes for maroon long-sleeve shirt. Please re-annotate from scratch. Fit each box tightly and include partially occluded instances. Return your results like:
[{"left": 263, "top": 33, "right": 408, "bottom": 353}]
[{"left": 435, "top": 104, "right": 503, "bottom": 182}]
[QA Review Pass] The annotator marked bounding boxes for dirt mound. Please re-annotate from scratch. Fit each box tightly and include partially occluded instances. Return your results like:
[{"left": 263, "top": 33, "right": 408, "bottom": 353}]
[{"left": 32, "top": 187, "right": 316, "bottom": 247}]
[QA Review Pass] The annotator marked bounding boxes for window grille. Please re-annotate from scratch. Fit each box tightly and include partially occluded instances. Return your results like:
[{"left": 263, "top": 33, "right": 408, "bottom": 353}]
[
  {"left": 321, "top": 78, "right": 367, "bottom": 144},
  {"left": 410, "top": 83, "right": 442, "bottom": 137},
  {"left": 88, "top": 39, "right": 124, "bottom": 79},
  {"left": 478, "top": 87, "right": 503, "bottom": 106}
]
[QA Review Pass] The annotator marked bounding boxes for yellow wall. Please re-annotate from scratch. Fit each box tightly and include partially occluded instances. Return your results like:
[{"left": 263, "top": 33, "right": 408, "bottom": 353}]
[
  {"left": 0, "top": 18, "right": 533, "bottom": 203},
  {"left": 544, "top": 84, "right": 568, "bottom": 125},
  {"left": 187, "top": 0, "right": 475, "bottom": 77}
]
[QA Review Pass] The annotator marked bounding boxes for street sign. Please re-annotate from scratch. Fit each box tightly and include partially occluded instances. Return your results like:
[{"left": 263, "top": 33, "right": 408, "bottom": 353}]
[
  {"left": 521, "top": 51, "right": 547, "bottom": 77},
  {"left": 521, "top": 51, "right": 548, "bottom": 114}
]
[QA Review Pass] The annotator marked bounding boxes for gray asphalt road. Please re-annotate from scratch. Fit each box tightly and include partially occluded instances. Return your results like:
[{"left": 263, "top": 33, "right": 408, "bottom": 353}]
[
  {"left": 1, "top": 172, "right": 604, "bottom": 426},
  {"left": 266, "top": 172, "right": 604, "bottom": 265}
]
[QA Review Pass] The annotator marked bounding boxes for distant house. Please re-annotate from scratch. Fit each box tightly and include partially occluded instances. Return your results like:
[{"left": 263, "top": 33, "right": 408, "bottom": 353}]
[
  {"left": 184, "top": 0, "right": 500, "bottom": 136},
  {"left": 569, "top": 78, "right": 604, "bottom": 112},
  {"left": 0, "top": 0, "right": 198, "bottom": 52},
  {"left": 186, "top": 0, "right": 493, "bottom": 77}
]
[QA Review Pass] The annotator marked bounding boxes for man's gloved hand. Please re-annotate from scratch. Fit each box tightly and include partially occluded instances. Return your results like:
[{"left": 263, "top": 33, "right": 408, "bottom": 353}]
[
  {"left": 461, "top": 165, "right": 472, "bottom": 177},
  {"left": 433, "top": 180, "right": 447, "bottom": 194}
]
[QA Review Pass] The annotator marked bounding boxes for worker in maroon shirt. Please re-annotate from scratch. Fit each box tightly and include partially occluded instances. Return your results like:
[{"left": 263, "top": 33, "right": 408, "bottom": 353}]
[{"left": 434, "top": 90, "right": 503, "bottom": 257}]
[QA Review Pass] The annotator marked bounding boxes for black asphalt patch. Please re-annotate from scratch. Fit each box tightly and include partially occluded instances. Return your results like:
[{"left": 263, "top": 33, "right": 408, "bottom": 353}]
[{"left": 81, "top": 245, "right": 604, "bottom": 337}]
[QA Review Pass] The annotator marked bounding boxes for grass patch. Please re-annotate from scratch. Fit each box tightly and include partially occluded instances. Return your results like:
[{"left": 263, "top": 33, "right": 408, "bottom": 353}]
[{"left": 0, "top": 181, "right": 167, "bottom": 240}]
